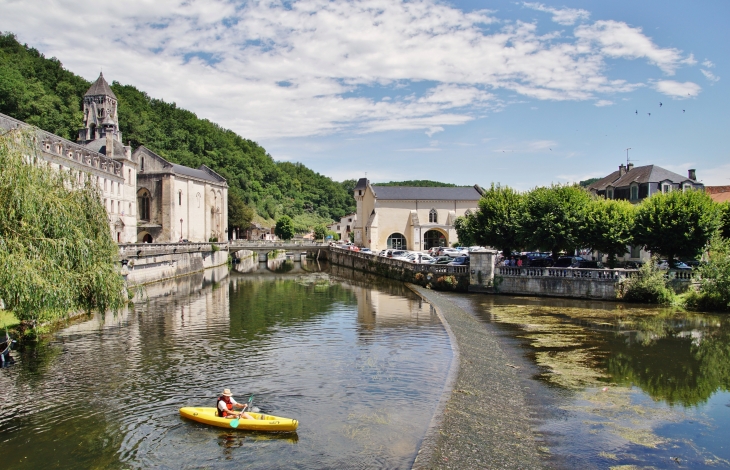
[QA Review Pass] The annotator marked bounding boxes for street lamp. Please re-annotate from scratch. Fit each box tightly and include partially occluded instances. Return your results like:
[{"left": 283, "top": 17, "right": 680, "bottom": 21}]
[{"left": 180, "top": 218, "right": 183, "bottom": 243}]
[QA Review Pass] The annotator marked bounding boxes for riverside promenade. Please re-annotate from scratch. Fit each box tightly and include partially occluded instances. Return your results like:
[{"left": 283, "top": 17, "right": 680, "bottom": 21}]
[{"left": 408, "top": 285, "right": 545, "bottom": 470}]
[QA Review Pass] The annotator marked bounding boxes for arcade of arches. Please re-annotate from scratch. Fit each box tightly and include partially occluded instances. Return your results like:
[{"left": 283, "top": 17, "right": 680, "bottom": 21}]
[{"left": 386, "top": 233, "right": 407, "bottom": 250}]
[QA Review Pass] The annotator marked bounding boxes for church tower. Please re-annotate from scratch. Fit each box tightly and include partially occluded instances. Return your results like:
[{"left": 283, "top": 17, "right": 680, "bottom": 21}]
[{"left": 78, "top": 72, "right": 121, "bottom": 144}]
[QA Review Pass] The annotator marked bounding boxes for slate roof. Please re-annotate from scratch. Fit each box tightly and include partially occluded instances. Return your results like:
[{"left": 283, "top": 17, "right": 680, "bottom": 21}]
[
  {"left": 85, "top": 73, "right": 117, "bottom": 99},
  {"left": 84, "top": 138, "right": 127, "bottom": 157},
  {"left": 371, "top": 185, "right": 483, "bottom": 200},
  {"left": 171, "top": 163, "right": 226, "bottom": 183},
  {"left": 588, "top": 165, "right": 695, "bottom": 191}
]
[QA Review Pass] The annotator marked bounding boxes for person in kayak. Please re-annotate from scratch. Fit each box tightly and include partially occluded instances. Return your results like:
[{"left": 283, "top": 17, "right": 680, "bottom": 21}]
[{"left": 217, "top": 388, "right": 253, "bottom": 419}]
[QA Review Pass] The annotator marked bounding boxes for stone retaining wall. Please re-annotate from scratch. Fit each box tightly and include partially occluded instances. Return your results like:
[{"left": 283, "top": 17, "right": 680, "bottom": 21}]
[
  {"left": 328, "top": 246, "right": 470, "bottom": 291},
  {"left": 121, "top": 243, "right": 229, "bottom": 286}
]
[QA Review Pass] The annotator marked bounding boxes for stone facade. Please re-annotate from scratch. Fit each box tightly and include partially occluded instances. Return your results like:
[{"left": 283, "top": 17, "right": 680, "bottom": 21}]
[
  {"left": 352, "top": 179, "right": 482, "bottom": 251},
  {"left": 0, "top": 73, "right": 228, "bottom": 244}
]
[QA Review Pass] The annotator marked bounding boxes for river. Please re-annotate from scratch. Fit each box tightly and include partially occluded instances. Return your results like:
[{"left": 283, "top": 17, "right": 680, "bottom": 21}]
[
  {"left": 2, "top": 261, "right": 729, "bottom": 469},
  {"left": 0, "top": 262, "right": 452, "bottom": 469}
]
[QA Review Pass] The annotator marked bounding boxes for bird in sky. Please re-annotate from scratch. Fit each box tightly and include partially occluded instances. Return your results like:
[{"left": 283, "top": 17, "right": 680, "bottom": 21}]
[
  {"left": 648, "top": 113, "right": 651, "bottom": 116},
  {"left": 683, "top": 110, "right": 686, "bottom": 113},
  {"left": 549, "top": 148, "right": 552, "bottom": 151},
  {"left": 635, "top": 110, "right": 638, "bottom": 114},
  {"left": 660, "top": 102, "right": 663, "bottom": 107}
]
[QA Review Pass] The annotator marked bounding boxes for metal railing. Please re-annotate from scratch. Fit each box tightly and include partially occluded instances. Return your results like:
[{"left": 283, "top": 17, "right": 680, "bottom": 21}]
[{"left": 497, "top": 266, "right": 693, "bottom": 281}]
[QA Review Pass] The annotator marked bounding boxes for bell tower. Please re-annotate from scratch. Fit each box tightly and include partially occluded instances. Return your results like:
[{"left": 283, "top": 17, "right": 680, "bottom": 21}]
[{"left": 78, "top": 72, "right": 121, "bottom": 144}]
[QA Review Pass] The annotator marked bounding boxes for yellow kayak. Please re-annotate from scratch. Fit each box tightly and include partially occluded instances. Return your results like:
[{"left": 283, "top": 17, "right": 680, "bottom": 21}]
[{"left": 179, "top": 407, "right": 299, "bottom": 432}]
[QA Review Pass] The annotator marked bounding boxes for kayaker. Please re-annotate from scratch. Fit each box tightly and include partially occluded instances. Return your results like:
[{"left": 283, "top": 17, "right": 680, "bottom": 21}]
[{"left": 217, "top": 389, "right": 253, "bottom": 420}]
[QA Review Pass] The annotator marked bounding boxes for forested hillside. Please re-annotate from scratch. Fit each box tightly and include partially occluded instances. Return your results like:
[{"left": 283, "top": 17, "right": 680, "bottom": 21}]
[{"left": 0, "top": 33, "right": 355, "bottom": 229}]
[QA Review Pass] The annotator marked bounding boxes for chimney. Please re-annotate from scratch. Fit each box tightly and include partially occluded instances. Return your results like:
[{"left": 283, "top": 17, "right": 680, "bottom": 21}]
[
  {"left": 619, "top": 164, "right": 626, "bottom": 176},
  {"left": 627, "top": 162, "right": 634, "bottom": 171},
  {"left": 688, "top": 169, "right": 696, "bottom": 180},
  {"left": 105, "top": 132, "right": 113, "bottom": 159}
]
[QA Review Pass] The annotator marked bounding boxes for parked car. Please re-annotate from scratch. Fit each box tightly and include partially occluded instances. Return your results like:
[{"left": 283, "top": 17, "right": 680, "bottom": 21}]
[
  {"left": 575, "top": 260, "right": 603, "bottom": 269},
  {"left": 360, "top": 248, "right": 372, "bottom": 254},
  {"left": 448, "top": 256, "right": 470, "bottom": 266},
  {"left": 623, "top": 260, "right": 644, "bottom": 269},
  {"left": 553, "top": 256, "right": 585, "bottom": 268},
  {"left": 657, "top": 260, "right": 692, "bottom": 271},
  {"left": 428, "top": 247, "right": 445, "bottom": 256},
  {"left": 389, "top": 250, "right": 408, "bottom": 258},
  {"left": 378, "top": 250, "right": 388, "bottom": 257},
  {"left": 401, "top": 253, "right": 436, "bottom": 264},
  {"left": 433, "top": 256, "right": 453, "bottom": 265}
]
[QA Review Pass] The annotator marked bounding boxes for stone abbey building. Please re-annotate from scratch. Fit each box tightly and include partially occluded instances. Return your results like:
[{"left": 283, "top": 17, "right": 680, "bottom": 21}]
[{"left": 0, "top": 73, "right": 228, "bottom": 243}]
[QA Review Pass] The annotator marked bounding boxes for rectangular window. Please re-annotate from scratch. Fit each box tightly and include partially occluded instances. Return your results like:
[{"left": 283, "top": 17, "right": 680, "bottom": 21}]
[
  {"left": 630, "top": 186, "right": 638, "bottom": 200},
  {"left": 607, "top": 188, "right": 613, "bottom": 199},
  {"left": 662, "top": 183, "right": 671, "bottom": 193}
]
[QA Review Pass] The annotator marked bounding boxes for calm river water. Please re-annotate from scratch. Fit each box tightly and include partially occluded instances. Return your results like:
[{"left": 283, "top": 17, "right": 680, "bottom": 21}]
[
  {"left": 444, "top": 293, "right": 730, "bottom": 469},
  {"left": 2, "top": 261, "right": 729, "bottom": 469},
  {"left": 0, "top": 262, "right": 452, "bottom": 469}
]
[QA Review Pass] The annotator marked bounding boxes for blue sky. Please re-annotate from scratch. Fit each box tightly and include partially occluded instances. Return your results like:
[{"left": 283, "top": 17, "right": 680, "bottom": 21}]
[{"left": 1, "top": 0, "right": 728, "bottom": 188}]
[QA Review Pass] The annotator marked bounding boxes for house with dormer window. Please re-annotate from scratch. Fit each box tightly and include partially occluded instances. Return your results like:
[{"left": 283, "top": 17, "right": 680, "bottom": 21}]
[{"left": 587, "top": 163, "right": 703, "bottom": 203}]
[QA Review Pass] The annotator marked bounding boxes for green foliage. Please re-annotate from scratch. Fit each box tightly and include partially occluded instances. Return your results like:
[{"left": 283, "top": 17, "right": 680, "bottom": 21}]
[
  {"left": 579, "top": 177, "right": 600, "bottom": 187},
  {"left": 376, "top": 180, "right": 459, "bottom": 187},
  {"left": 618, "top": 258, "right": 675, "bottom": 304},
  {"left": 290, "top": 212, "right": 333, "bottom": 234},
  {"left": 472, "top": 183, "right": 524, "bottom": 257},
  {"left": 0, "top": 33, "right": 354, "bottom": 226},
  {"left": 327, "top": 230, "right": 340, "bottom": 241},
  {"left": 521, "top": 184, "right": 591, "bottom": 259},
  {"left": 275, "top": 215, "right": 295, "bottom": 240},
  {"left": 686, "top": 237, "right": 730, "bottom": 311},
  {"left": 0, "top": 130, "right": 125, "bottom": 323},
  {"left": 313, "top": 224, "right": 328, "bottom": 241},
  {"left": 227, "top": 191, "right": 255, "bottom": 235},
  {"left": 453, "top": 215, "right": 476, "bottom": 247},
  {"left": 719, "top": 202, "right": 730, "bottom": 240},
  {"left": 583, "top": 198, "right": 635, "bottom": 268},
  {"left": 633, "top": 189, "right": 721, "bottom": 264}
]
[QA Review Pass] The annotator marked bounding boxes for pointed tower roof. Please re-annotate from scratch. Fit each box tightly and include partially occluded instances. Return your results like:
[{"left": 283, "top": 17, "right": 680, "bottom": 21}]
[{"left": 85, "top": 72, "right": 117, "bottom": 99}]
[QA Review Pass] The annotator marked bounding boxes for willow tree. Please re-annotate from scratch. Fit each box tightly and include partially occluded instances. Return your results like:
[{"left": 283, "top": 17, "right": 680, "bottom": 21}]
[{"left": 0, "top": 130, "right": 125, "bottom": 324}]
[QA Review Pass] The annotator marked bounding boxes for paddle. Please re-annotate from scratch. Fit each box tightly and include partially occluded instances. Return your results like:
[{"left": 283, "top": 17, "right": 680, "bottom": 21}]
[{"left": 230, "top": 395, "right": 253, "bottom": 429}]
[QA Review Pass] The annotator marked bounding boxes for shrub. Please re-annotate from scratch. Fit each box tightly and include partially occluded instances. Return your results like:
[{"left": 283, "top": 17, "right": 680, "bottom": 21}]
[
  {"left": 618, "top": 257, "right": 675, "bottom": 304},
  {"left": 686, "top": 237, "right": 730, "bottom": 311}
]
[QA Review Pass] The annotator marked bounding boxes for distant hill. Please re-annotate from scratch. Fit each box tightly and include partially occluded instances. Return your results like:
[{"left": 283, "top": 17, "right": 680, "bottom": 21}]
[
  {"left": 376, "top": 180, "right": 460, "bottom": 187},
  {"left": 579, "top": 177, "right": 600, "bottom": 187},
  {"left": 0, "top": 32, "right": 355, "bottom": 226}
]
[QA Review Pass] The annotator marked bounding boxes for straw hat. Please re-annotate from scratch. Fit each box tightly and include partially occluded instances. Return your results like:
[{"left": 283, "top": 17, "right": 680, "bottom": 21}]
[{"left": 222, "top": 388, "right": 233, "bottom": 397}]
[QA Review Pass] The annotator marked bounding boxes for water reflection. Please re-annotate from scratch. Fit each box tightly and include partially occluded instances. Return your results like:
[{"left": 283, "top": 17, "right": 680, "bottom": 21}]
[
  {"left": 448, "top": 294, "right": 730, "bottom": 469},
  {"left": 0, "top": 264, "right": 451, "bottom": 469}
]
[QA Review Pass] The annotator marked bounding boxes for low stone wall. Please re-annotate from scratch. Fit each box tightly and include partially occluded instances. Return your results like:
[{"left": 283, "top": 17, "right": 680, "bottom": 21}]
[
  {"left": 328, "top": 246, "right": 470, "bottom": 291},
  {"left": 469, "top": 251, "right": 692, "bottom": 300},
  {"left": 121, "top": 243, "right": 229, "bottom": 286}
]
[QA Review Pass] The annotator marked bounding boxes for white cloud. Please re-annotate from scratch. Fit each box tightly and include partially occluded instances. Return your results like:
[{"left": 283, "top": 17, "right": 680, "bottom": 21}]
[
  {"left": 523, "top": 2, "right": 590, "bottom": 25},
  {"left": 574, "top": 20, "right": 688, "bottom": 74},
  {"left": 700, "top": 162, "right": 730, "bottom": 186},
  {"left": 595, "top": 99, "right": 614, "bottom": 107},
  {"left": 702, "top": 59, "right": 715, "bottom": 68},
  {"left": 0, "top": 0, "right": 699, "bottom": 139},
  {"left": 701, "top": 69, "right": 720, "bottom": 83},
  {"left": 654, "top": 80, "right": 701, "bottom": 98}
]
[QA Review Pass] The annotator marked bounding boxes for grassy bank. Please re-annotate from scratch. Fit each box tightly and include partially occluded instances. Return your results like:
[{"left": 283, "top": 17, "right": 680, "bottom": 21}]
[{"left": 0, "top": 309, "right": 19, "bottom": 329}]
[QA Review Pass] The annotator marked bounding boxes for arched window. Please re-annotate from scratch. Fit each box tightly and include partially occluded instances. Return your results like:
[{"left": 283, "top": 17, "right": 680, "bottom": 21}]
[
  {"left": 196, "top": 193, "right": 201, "bottom": 208},
  {"left": 138, "top": 191, "right": 150, "bottom": 221},
  {"left": 387, "top": 233, "right": 407, "bottom": 250},
  {"left": 128, "top": 169, "right": 131, "bottom": 185},
  {"left": 429, "top": 208, "right": 438, "bottom": 223},
  {"left": 178, "top": 190, "right": 183, "bottom": 206},
  {"left": 104, "top": 179, "right": 108, "bottom": 192},
  {"left": 141, "top": 157, "right": 145, "bottom": 172},
  {"left": 129, "top": 203, "right": 132, "bottom": 216}
]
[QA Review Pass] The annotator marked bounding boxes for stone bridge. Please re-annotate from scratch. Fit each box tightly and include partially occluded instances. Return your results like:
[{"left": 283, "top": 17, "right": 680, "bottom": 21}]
[{"left": 227, "top": 240, "right": 329, "bottom": 262}]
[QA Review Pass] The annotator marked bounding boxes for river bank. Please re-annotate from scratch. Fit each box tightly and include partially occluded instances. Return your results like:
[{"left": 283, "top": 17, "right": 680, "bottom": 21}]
[{"left": 408, "top": 285, "right": 546, "bottom": 469}]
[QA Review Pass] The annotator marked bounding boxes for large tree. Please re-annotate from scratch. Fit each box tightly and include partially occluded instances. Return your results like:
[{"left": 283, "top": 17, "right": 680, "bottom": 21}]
[
  {"left": 633, "top": 189, "right": 721, "bottom": 264},
  {"left": 582, "top": 198, "right": 635, "bottom": 268},
  {"left": 275, "top": 215, "right": 295, "bottom": 241},
  {"left": 719, "top": 202, "right": 730, "bottom": 240},
  {"left": 521, "top": 184, "right": 591, "bottom": 260},
  {"left": 471, "top": 184, "right": 524, "bottom": 256},
  {"left": 228, "top": 192, "right": 255, "bottom": 240}
]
